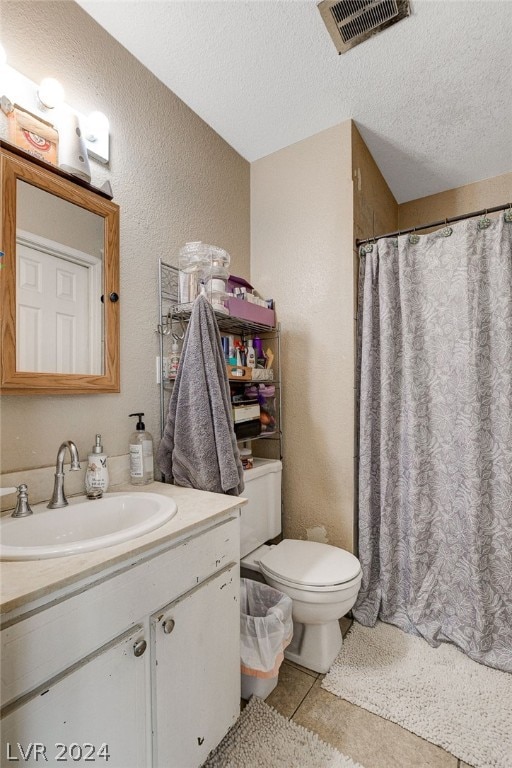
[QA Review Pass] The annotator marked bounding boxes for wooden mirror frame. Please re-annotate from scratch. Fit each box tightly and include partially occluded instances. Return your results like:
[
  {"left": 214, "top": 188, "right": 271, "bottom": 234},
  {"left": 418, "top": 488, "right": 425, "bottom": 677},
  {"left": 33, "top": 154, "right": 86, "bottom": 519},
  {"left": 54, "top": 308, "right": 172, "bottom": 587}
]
[{"left": 0, "top": 146, "right": 120, "bottom": 394}]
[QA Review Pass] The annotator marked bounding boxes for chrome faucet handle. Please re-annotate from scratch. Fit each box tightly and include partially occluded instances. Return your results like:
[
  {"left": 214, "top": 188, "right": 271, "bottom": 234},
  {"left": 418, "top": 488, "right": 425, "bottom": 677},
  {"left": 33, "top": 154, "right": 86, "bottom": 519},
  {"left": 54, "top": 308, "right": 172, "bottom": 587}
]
[{"left": 11, "top": 484, "right": 33, "bottom": 518}]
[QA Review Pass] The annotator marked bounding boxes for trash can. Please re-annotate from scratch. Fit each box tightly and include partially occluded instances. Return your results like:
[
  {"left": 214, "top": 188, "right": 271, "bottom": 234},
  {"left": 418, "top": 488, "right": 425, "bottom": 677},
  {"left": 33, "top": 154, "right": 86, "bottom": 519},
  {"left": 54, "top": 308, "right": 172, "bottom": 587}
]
[{"left": 240, "top": 577, "right": 293, "bottom": 700}]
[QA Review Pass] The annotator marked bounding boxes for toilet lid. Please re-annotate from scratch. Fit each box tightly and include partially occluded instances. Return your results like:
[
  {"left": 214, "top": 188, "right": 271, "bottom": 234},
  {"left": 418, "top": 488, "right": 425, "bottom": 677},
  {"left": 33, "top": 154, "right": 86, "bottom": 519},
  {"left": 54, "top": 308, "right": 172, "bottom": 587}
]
[{"left": 259, "top": 539, "right": 361, "bottom": 588}]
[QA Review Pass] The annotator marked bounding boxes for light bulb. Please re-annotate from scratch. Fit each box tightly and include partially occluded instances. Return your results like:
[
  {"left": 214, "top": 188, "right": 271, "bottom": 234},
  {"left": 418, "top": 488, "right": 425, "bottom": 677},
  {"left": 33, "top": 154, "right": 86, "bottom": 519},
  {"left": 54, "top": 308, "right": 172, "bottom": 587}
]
[
  {"left": 85, "top": 111, "right": 109, "bottom": 142},
  {"left": 38, "top": 77, "right": 65, "bottom": 109},
  {"left": 0, "top": 43, "right": 6, "bottom": 68}
]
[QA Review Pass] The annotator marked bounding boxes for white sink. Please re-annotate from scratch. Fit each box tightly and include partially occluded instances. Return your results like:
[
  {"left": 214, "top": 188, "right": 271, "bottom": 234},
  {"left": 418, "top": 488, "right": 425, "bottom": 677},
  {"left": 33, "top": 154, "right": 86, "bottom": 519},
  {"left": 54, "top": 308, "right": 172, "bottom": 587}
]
[{"left": 0, "top": 492, "right": 178, "bottom": 560}]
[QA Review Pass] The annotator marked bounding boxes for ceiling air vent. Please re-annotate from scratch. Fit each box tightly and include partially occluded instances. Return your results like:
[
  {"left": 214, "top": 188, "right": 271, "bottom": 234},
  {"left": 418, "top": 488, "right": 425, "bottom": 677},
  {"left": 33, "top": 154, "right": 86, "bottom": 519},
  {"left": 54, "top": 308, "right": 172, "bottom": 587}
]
[{"left": 318, "top": 0, "right": 410, "bottom": 54}]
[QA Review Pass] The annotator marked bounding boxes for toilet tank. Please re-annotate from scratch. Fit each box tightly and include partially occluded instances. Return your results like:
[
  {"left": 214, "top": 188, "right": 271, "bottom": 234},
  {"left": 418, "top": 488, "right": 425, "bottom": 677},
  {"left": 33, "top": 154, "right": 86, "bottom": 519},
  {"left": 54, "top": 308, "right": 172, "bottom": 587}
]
[{"left": 240, "top": 458, "right": 282, "bottom": 558}]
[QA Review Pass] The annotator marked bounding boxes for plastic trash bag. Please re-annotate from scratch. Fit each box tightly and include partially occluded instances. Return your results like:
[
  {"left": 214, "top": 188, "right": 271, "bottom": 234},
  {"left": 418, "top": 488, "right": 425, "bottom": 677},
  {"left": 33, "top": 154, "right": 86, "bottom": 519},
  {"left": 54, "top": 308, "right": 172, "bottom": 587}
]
[{"left": 240, "top": 578, "right": 293, "bottom": 678}]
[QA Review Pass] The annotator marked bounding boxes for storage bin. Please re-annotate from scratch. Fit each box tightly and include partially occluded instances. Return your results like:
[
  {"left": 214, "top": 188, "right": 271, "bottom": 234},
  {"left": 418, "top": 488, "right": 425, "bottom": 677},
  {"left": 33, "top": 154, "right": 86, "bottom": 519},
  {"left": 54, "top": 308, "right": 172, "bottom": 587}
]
[
  {"left": 225, "top": 297, "right": 276, "bottom": 328},
  {"left": 232, "top": 403, "right": 260, "bottom": 424}
]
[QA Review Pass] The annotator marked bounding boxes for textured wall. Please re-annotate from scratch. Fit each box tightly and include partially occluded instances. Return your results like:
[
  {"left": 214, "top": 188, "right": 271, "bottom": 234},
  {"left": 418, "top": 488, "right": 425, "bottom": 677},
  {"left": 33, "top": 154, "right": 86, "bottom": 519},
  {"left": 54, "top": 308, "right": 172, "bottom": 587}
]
[
  {"left": 399, "top": 172, "right": 512, "bottom": 230},
  {"left": 352, "top": 124, "right": 398, "bottom": 245},
  {"left": 251, "top": 122, "right": 355, "bottom": 551},
  {"left": 351, "top": 125, "right": 398, "bottom": 550},
  {"left": 0, "top": 0, "right": 250, "bottom": 474}
]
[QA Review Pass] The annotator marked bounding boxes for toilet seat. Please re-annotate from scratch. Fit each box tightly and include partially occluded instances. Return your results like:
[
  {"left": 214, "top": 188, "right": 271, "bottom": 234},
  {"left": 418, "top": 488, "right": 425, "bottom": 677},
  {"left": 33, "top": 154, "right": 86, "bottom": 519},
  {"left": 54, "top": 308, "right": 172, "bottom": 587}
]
[{"left": 259, "top": 539, "right": 361, "bottom": 593}]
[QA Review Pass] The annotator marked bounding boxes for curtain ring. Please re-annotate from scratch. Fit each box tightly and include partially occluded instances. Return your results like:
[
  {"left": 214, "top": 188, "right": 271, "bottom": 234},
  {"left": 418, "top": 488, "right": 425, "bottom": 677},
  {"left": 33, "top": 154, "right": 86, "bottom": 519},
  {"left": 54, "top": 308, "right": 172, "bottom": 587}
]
[
  {"left": 478, "top": 208, "right": 491, "bottom": 230},
  {"left": 409, "top": 226, "right": 420, "bottom": 245},
  {"left": 441, "top": 217, "right": 453, "bottom": 237}
]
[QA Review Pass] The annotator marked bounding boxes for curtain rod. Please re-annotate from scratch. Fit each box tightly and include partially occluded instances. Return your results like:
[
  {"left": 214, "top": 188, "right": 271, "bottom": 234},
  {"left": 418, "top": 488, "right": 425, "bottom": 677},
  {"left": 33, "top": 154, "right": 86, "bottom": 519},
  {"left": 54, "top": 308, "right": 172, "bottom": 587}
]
[{"left": 356, "top": 201, "right": 512, "bottom": 247}]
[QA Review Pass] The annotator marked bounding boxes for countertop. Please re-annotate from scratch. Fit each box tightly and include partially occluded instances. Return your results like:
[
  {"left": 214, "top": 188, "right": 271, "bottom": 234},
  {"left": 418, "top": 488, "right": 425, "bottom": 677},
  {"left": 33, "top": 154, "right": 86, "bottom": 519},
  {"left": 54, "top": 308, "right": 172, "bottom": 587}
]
[{"left": 0, "top": 481, "right": 246, "bottom": 616}]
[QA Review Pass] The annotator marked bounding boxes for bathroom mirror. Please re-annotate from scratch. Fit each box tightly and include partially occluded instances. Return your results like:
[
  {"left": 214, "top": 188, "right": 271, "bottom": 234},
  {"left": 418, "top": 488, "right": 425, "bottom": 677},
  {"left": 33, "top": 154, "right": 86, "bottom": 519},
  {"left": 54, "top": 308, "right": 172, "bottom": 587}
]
[{"left": 0, "top": 146, "right": 120, "bottom": 394}]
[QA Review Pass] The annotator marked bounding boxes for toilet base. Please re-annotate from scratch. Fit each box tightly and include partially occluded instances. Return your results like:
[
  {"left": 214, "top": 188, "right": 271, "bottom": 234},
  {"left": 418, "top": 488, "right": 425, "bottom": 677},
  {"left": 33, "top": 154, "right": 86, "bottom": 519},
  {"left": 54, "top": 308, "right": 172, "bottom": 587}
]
[{"left": 284, "top": 619, "right": 343, "bottom": 674}]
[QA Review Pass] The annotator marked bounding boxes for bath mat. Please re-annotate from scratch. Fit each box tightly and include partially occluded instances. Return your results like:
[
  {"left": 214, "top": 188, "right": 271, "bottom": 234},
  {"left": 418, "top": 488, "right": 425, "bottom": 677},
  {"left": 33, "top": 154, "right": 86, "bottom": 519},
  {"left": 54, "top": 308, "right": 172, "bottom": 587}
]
[
  {"left": 322, "top": 621, "right": 512, "bottom": 768},
  {"left": 203, "top": 695, "right": 364, "bottom": 767}
]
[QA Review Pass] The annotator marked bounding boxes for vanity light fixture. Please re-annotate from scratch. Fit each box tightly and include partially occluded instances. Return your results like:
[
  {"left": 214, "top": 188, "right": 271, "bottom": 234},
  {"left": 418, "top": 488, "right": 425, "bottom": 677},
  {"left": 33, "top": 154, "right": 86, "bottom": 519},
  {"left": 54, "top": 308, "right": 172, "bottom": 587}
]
[
  {"left": 1, "top": 64, "right": 110, "bottom": 164},
  {"left": 37, "top": 77, "right": 65, "bottom": 109},
  {"left": 86, "top": 111, "right": 109, "bottom": 142},
  {"left": 85, "top": 111, "right": 110, "bottom": 162}
]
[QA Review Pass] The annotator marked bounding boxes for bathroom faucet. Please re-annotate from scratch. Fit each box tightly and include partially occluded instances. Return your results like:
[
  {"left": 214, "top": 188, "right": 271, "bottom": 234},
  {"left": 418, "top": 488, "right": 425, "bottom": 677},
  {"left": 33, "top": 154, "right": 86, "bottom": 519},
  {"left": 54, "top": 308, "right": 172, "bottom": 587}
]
[{"left": 47, "top": 441, "right": 81, "bottom": 509}]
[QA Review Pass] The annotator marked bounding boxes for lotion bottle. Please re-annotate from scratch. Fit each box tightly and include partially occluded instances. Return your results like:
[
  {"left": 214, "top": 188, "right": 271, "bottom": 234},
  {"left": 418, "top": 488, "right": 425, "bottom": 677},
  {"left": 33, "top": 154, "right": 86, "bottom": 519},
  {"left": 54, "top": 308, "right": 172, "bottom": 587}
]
[
  {"left": 85, "top": 434, "right": 109, "bottom": 493},
  {"left": 129, "top": 413, "right": 154, "bottom": 485},
  {"left": 246, "top": 339, "right": 256, "bottom": 368}
]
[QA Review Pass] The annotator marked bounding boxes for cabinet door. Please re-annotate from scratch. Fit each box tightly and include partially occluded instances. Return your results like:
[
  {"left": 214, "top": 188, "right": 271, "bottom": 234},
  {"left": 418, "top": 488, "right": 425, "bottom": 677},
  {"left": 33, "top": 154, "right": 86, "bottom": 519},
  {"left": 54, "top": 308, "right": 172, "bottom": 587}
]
[
  {"left": 1, "top": 626, "right": 149, "bottom": 768},
  {"left": 151, "top": 564, "right": 240, "bottom": 768}
]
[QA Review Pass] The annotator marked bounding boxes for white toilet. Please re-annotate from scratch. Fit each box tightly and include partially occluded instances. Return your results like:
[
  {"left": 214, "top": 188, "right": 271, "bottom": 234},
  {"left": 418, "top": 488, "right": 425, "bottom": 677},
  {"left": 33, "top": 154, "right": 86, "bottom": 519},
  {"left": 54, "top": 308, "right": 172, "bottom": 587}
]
[{"left": 240, "top": 458, "right": 361, "bottom": 674}]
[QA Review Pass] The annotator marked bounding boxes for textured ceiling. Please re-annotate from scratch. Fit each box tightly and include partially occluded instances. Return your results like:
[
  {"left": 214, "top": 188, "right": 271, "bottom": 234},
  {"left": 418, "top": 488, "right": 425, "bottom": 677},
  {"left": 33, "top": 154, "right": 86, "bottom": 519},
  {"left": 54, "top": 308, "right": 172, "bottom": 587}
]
[{"left": 77, "top": 0, "right": 512, "bottom": 203}]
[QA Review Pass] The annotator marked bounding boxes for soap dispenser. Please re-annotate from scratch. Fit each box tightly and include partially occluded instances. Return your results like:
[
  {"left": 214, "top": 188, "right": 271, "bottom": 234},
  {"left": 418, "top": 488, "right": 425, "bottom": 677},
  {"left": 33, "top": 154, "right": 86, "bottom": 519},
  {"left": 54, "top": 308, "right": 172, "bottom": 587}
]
[
  {"left": 85, "top": 434, "right": 109, "bottom": 494},
  {"left": 128, "top": 413, "right": 154, "bottom": 485}
]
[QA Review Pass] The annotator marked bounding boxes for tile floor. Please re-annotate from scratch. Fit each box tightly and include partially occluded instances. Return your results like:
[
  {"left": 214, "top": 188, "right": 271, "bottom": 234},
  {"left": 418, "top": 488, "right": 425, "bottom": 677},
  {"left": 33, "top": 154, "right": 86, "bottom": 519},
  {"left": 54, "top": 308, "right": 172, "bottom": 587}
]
[{"left": 263, "top": 619, "right": 474, "bottom": 768}]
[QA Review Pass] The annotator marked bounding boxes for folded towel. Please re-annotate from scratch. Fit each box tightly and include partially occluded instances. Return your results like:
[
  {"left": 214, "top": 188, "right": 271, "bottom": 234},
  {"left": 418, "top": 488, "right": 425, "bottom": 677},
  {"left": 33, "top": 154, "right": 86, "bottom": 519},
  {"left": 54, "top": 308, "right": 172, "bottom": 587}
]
[{"left": 157, "top": 295, "right": 244, "bottom": 496}]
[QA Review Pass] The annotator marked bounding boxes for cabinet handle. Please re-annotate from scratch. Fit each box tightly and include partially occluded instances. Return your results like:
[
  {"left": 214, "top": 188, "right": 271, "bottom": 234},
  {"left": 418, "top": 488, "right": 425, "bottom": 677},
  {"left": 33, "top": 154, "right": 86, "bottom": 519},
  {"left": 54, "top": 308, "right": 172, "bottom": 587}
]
[
  {"left": 133, "top": 639, "right": 147, "bottom": 657},
  {"left": 163, "top": 618, "right": 175, "bottom": 635}
]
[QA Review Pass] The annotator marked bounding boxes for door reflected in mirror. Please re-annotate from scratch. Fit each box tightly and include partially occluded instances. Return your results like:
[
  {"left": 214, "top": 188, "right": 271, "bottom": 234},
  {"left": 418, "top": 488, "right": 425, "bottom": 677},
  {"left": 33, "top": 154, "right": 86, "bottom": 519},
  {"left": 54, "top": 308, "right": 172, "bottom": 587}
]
[{"left": 16, "top": 180, "right": 105, "bottom": 374}]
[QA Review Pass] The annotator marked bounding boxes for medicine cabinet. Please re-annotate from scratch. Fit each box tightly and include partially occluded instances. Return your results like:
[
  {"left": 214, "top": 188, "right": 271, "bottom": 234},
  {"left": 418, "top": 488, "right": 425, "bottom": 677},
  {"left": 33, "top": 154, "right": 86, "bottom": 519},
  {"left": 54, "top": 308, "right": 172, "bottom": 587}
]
[{"left": 0, "top": 143, "right": 120, "bottom": 394}]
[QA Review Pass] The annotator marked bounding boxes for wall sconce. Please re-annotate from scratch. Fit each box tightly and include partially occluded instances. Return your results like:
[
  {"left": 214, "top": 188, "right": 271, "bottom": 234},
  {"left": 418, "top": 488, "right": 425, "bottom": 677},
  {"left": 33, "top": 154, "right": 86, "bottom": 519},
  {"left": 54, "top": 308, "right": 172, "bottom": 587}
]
[
  {"left": 37, "top": 77, "right": 65, "bottom": 110},
  {"left": 0, "top": 61, "right": 110, "bottom": 164}
]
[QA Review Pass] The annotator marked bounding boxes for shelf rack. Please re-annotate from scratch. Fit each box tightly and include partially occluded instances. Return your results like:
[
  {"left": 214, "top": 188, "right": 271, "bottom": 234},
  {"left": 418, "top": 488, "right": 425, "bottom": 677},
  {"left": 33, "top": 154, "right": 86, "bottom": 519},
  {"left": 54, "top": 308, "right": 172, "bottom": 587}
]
[{"left": 157, "top": 258, "right": 282, "bottom": 458}]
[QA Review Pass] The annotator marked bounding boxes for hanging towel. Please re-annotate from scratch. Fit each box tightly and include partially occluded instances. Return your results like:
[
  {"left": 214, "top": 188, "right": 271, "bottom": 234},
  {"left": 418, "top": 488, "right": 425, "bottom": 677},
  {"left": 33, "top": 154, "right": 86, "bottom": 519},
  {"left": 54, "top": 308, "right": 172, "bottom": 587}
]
[{"left": 157, "top": 295, "right": 244, "bottom": 496}]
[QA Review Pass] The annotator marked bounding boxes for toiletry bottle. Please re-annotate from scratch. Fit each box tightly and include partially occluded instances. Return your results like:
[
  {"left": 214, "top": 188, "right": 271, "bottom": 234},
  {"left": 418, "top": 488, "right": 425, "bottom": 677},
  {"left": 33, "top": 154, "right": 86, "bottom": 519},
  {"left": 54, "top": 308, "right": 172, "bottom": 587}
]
[
  {"left": 85, "top": 434, "right": 109, "bottom": 493},
  {"left": 169, "top": 339, "right": 181, "bottom": 378},
  {"left": 235, "top": 341, "right": 243, "bottom": 368},
  {"left": 129, "top": 413, "right": 154, "bottom": 485},
  {"left": 253, "top": 337, "right": 264, "bottom": 367},
  {"left": 246, "top": 339, "right": 256, "bottom": 368},
  {"left": 228, "top": 335, "right": 237, "bottom": 366},
  {"left": 221, "top": 336, "right": 230, "bottom": 362}
]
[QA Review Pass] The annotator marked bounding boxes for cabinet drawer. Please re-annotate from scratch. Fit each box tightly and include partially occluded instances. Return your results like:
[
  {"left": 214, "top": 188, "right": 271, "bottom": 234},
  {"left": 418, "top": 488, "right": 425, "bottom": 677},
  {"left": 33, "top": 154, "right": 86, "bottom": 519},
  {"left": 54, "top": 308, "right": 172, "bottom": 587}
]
[{"left": 1, "top": 515, "right": 239, "bottom": 706}]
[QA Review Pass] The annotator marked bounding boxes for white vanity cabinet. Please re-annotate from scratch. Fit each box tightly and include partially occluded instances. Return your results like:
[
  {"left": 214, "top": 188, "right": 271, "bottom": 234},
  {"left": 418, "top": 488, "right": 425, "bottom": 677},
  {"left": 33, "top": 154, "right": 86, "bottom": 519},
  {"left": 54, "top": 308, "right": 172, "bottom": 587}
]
[
  {"left": 151, "top": 564, "right": 239, "bottom": 766},
  {"left": 1, "top": 625, "right": 149, "bottom": 766},
  {"left": 0, "top": 513, "right": 241, "bottom": 768}
]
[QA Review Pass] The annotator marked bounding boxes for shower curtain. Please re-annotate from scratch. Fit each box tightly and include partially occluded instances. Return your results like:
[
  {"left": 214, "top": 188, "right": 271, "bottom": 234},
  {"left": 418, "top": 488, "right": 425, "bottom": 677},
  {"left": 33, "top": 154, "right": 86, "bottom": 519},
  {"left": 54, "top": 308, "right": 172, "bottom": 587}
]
[{"left": 353, "top": 213, "right": 512, "bottom": 672}]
